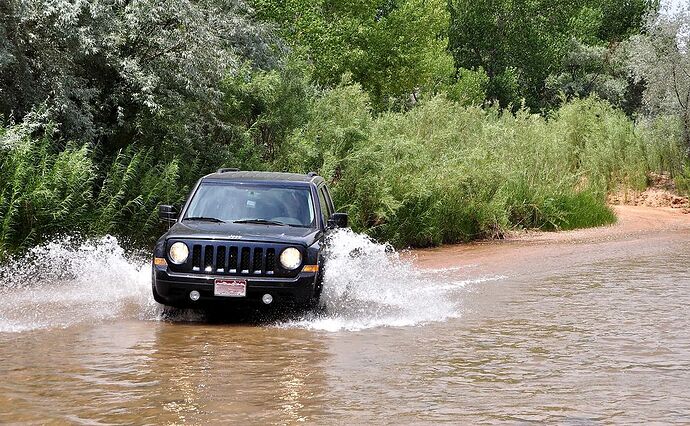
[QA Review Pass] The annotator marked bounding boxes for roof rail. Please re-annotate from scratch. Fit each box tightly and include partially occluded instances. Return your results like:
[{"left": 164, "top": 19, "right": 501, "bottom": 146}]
[
  {"left": 217, "top": 167, "right": 239, "bottom": 173},
  {"left": 307, "top": 171, "right": 318, "bottom": 177}
]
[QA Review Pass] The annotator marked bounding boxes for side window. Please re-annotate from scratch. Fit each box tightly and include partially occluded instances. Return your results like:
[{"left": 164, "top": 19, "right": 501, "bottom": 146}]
[
  {"left": 317, "top": 186, "right": 330, "bottom": 225},
  {"left": 322, "top": 185, "right": 335, "bottom": 213}
]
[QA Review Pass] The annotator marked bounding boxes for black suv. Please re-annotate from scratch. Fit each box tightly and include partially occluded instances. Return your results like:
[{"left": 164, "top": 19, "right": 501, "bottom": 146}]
[{"left": 152, "top": 170, "right": 347, "bottom": 308}]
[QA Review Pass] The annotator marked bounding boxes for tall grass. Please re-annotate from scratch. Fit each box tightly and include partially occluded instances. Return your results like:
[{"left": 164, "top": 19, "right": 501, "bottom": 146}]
[
  {"left": 0, "top": 123, "right": 185, "bottom": 253},
  {"left": 0, "top": 125, "right": 93, "bottom": 252},
  {"left": 283, "top": 89, "right": 678, "bottom": 247},
  {"left": 0, "top": 90, "right": 687, "bottom": 253},
  {"left": 91, "top": 147, "right": 184, "bottom": 243}
]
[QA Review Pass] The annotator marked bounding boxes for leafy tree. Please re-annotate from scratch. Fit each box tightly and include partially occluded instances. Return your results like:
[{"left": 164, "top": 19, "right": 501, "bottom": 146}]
[
  {"left": 545, "top": 38, "right": 643, "bottom": 115},
  {"left": 253, "top": 0, "right": 453, "bottom": 110},
  {"left": 447, "top": 0, "right": 656, "bottom": 109},
  {"left": 0, "top": 0, "right": 273, "bottom": 149},
  {"left": 220, "top": 58, "right": 313, "bottom": 162},
  {"left": 626, "top": 6, "right": 690, "bottom": 154},
  {"left": 441, "top": 67, "right": 489, "bottom": 106}
]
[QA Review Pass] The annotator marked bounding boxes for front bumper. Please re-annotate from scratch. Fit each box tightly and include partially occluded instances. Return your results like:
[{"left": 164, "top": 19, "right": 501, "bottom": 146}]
[{"left": 153, "top": 267, "right": 318, "bottom": 307}]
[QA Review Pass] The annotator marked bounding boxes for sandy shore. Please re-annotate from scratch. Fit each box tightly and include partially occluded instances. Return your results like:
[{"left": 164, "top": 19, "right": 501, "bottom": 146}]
[{"left": 413, "top": 205, "right": 690, "bottom": 272}]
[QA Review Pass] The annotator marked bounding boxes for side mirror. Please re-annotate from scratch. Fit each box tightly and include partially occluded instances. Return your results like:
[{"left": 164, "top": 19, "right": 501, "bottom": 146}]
[
  {"left": 327, "top": 212, "right": 348, "bottom": 228},
  {"left": 159, "top": 205, "right": 178, "bottom": 224}
]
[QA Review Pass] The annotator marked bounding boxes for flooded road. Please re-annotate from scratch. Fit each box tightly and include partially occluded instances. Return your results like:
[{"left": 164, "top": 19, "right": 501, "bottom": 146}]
[{"left": 1, "top": 207, "right": 690, "bottom": 424}]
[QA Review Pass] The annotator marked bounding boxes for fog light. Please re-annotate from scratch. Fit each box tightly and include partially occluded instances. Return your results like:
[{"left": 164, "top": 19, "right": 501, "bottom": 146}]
[
  {"left": 262, "top": 293, "right": 273, "bottom": 305},
  {"left": 189, "top": 290, "right": 200, "bottom": 301}
]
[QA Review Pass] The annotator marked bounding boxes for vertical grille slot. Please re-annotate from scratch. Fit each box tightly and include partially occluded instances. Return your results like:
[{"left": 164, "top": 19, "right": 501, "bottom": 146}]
[
  {"left": 204, "top": 245, "right": 214, "bottom": 272},
  {"left": 216, "top": 246, "right": 226, "bottom": 272},
  {"left": 253, "top": 248, "right": 263, "bottom": 274},
  {"left": 266, "top": 248, "right": 275, "bottom": 275},
  {"left": 192, "top": 245, "right": 201, "bottom": 271},
  {"left": 228, "top": 247, "right": 238, "bottom": 273},
  {"left": 240, "top": 247, "right": 250, "bottom": 273}
]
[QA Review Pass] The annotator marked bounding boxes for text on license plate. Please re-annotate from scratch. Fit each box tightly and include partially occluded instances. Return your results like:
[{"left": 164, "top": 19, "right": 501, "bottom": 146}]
[{"left": 214, "top": 279, "right": 247, "bottom": 297}]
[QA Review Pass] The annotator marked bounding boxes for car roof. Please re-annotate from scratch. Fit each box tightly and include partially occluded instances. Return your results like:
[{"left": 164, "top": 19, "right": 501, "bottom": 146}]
[{"left": 202, "top": 170, "right": 322, "bottom": 184}]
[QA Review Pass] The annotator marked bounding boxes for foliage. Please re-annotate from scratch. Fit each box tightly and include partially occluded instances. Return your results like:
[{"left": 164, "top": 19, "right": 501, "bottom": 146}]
[
  {"left": 447, "top": 0, "right": 656, "bottom": 109},
  {"left": 441, "top": 68, "right": 490, "bottom": 106},
  {"left": 252, "top": 0, "right": 454, "bottom": 110},
  {"left": 90, "top": 146, "right": 184, "bottom": 243},
  {"left": 281, "top": 86, "right": 674, "bottom": 247},
  {"left": 626, "top": 6, "right": 690, "bottom": 153},
  {"left": 277, "top": 79, "right": 373, "bottom": 179},
  {"left": 220, "top": 59, "right": 313, "bottom": 162},
  {"left": 0, "top": 122, "right": 93, "bottom": 252},
  {"left": 1, "top": 0, "right": 689, "bottom": 255},
  {"left": 0, "top": 118, "right": 185, "bottom": 251},
  {"left": 0, "top": 89, "right": 687, "bottom": 252},
  {"left": 0, "top": 0, "right": 272, "bottom": 148},
  {"left": 545, "top": 38, "right": 643, "bottom": 114}
]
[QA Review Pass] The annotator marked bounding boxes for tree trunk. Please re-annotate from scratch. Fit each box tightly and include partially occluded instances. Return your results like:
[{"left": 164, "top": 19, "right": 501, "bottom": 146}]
[
  {"left": 685, "top": 89, "right": 690, "bottom": 158},
  {"left": 684, "top": 111, "right": 690, "bottom": 158}
]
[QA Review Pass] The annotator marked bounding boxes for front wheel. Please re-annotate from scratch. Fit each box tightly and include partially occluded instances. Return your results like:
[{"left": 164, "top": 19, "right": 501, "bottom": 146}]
[{"left": 152, "top": 281, "right": 169, "bottom": 305}]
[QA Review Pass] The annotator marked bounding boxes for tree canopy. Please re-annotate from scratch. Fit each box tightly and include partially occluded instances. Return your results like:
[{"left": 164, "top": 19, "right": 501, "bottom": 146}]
[{"left": 447, "top": 0, "right": 657, "bottom": 109}]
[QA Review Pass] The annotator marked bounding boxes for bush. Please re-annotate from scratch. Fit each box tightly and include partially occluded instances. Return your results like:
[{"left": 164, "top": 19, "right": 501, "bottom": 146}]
[
  {"left": 0, "top": 121, "right": 186, "bottom": 252},
  {"left": 287, "top": 90, "right": 672, "bottom": 247},
  {"left": 91, "top": 146, "right": 185, "bottom": 244},
  {"left": 0, "top": 124, "right": 93, "bottom": 252},
  {"left": 1, "top": 87, "right": 687, "bottom": 253}
]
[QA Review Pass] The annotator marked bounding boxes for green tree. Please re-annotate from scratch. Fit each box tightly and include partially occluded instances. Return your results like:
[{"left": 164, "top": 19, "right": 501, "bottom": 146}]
[
  {"left": 447, "top": 0, "right": 656, "bottom": 109},
  {"left": 253, "top": 0, "right": 453, "bottom": 110},
  {"left": 0, "top": 0, "right": 273, "bottom": 149},
  {"left": 545, "top": 38, "right": 643, "bottom": 115},
  {"left": 626, "top": 6, "right": 690, "bottom": 153}
]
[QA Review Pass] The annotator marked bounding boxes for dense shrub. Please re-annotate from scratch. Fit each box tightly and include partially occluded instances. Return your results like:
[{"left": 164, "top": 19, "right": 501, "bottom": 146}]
[
  {"left": 0, "top": 121, "right": 185, "bottom": 253},
  {"left": 285, "top": 88, "right": 677, "bottom": 247},
  {"left": 0, "top": 124, "right": 93, "bottom": 252}
]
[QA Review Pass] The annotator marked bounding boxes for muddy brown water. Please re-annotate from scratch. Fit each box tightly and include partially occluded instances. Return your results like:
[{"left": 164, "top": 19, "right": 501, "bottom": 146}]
[{"left": 1, "top": 208, "right": 689, "bottom": 424}]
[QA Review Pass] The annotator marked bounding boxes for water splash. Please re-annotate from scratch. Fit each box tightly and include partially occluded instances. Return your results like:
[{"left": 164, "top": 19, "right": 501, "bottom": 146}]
[
  {"left": 0, "top": 236, "right": 158, "bottom": 333},
  {"left": 0, "top": 232, "right": 505, "bottom": 333},
  {"left": 283, "top": 229, "right": 465, "bottom": 331}
]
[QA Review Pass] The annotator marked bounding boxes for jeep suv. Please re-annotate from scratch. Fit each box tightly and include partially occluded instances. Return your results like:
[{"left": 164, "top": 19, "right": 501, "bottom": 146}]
[{"left": 151, "top": 170, "right": 347, "bottom": 308}]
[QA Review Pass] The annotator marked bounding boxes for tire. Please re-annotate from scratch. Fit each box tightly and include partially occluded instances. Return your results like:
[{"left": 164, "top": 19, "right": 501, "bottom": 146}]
[
  {"left": 151, "top": 281, "right": 168, "bottom": 305},
  {"left": 308, "top": 272, "right": 324, "bottom": 308}
]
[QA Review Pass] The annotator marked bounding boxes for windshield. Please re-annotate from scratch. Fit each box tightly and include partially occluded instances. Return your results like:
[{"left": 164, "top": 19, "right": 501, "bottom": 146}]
[{"left": 184, "top": 183, "right": 316, "bottom": 227}]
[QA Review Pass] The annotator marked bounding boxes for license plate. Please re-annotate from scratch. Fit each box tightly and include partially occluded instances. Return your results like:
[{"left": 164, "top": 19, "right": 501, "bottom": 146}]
[{"left": 214, "top": 279, "right": 247, "bottom": 297}]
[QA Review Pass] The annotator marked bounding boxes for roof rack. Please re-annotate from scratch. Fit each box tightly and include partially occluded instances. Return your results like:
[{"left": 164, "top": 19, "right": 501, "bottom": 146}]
[
  {"left": 307, "top": 171, "right": 318, "bottom": 177},
  {"left": 217, "top": 168, "right": 239, "bottom": 173}
]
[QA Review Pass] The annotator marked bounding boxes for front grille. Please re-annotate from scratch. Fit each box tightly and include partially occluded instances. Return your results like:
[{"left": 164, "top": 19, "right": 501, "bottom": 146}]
[{"left": 177, "top": 242, "right": 294, "bottom": 276}]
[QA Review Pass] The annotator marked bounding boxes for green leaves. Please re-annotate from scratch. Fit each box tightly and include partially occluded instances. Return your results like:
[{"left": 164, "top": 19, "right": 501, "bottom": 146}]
[
  {"left": 0, "top": 0, "right": 272, "bottom": 147},
  {"left": 0, "top": 124, "right": 93, "bottom": 252},
  {"left": 253, "top": 0, "right": 453, "bottom": 110},
  {"left": 0, "top": 120, "right": 185, "bottom": 252},
  {"left": 447, "top": 0, "right": 655, "bottom": 110}
]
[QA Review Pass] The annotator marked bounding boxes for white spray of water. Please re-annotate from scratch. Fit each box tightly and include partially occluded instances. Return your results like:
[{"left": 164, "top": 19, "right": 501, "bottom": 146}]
[
  {"left": 0, "top": 232, "right": 505, "bottom": 333},
  {"left": 282, "top": 229, "right": 503, "bottom": 331},
  {"left": 0, "top": 236, "right": 158, "bottom": 333}
]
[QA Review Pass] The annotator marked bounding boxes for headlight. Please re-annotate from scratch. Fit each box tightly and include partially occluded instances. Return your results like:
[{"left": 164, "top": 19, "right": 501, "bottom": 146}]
[
  {"left": 280, "top": 247, "right": 302, "bottom": 270},
  {"left": 168, "top": 242, "right": 189, "bottom": 264}
]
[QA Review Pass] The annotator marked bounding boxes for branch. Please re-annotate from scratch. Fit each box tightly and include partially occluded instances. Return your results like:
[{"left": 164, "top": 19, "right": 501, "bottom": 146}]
[{"left": 672, "top": 66, "right": 687, "bottom": 110}]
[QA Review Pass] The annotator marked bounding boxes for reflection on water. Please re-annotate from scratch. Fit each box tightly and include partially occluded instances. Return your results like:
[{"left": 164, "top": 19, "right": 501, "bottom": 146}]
[{"left": 1, "top": 231, "right": 690, "bottom": 423}]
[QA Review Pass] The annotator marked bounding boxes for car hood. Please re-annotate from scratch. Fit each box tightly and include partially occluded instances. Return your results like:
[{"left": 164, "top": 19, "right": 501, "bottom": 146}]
[{"left": 165, "top": 221, "right": 321, "bottom": 246}]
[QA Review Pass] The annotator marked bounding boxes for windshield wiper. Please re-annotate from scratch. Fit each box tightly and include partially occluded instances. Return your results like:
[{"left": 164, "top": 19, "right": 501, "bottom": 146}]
[
  {"left": 233, "top": 219, "right": 286, "bottom": 226},
  {"left": 183, "top": 216, "right": 225, "bottom": 223}
]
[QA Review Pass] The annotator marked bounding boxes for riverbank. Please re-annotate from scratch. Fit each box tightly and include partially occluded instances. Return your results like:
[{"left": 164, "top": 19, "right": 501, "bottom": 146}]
[{"left": 413, "top": 205, "right": 690, "bottom": 273}]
